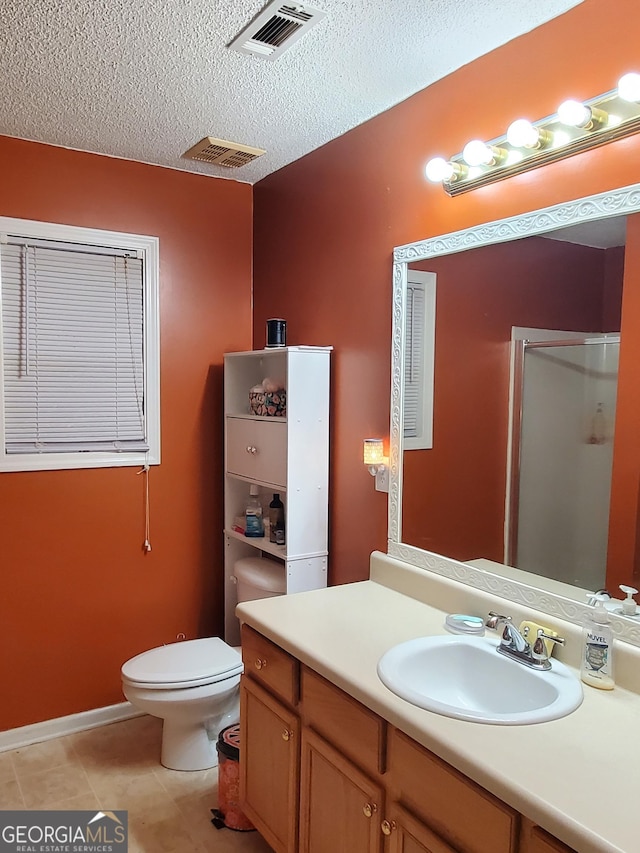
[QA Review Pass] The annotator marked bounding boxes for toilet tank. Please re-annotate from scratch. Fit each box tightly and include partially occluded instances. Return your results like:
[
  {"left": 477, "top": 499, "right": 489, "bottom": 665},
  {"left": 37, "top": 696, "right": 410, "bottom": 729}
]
[{"left": 234, "top": 557, "right": 286, "bottom": 602}]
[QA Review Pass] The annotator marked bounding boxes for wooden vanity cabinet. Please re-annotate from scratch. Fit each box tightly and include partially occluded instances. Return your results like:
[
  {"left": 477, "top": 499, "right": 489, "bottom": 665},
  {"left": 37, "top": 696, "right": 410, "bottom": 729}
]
[{"left": 239, "top": 626, "right": 578, "bottom": 853}]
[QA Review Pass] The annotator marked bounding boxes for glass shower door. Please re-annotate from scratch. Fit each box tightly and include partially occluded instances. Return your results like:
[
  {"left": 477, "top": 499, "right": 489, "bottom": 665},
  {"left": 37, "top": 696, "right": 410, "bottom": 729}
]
[{"left": 510, "top": 336, "right": 619, "bottom": 591}]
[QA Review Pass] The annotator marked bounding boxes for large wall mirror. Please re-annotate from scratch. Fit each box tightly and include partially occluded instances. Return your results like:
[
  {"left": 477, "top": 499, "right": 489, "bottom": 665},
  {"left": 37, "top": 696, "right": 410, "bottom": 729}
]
[{"left": 388, "top": 183, "right": 640, "bottom": 645}]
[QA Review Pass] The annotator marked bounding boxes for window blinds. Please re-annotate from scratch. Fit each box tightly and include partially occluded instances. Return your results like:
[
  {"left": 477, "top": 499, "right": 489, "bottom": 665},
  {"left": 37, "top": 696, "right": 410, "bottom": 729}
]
[
  {"left": 1, "top": 239, "right": 147, "bottom": 454},
  {"left": 404, "top": 282, "right": 426, "bottom": 439}
]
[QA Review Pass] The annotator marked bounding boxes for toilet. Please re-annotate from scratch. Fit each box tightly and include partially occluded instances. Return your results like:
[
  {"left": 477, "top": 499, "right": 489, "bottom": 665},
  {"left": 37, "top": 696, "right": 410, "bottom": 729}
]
[{"left": 121, "top": 557, "right": 286, "bottom": 771}]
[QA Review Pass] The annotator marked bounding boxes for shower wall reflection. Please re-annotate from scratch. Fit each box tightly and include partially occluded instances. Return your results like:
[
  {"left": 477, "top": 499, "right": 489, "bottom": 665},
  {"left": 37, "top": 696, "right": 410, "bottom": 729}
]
[{"left": 509, "top": 335, "right": 620, "bottom": 591}]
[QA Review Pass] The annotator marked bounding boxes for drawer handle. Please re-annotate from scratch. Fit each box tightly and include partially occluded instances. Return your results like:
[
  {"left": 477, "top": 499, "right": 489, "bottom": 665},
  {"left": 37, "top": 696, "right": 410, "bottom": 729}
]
[
  {"left": 282, "top": 729, "right": 294, "bottom": 742},
  {"left": 381, "top": 820, "right": 396, "bottom": 836},
  {"left": 245, "top": 445, "right": 257, "bottom": 454},
  {"left": 254, "top": 658, "right": 267, "bottom": 670},
  {"left": 362, "top": 803, "right": 377, "bottom": 819}
]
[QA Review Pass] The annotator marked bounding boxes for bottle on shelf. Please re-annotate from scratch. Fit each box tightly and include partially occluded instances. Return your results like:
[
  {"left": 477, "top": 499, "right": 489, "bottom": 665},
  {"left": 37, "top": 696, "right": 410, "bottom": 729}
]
[
  {"left": 269, "top": 493, "right": 285, "bottom": 545},
  {"left": 244, "top": 485, "right": 265, "bottom": 538}
]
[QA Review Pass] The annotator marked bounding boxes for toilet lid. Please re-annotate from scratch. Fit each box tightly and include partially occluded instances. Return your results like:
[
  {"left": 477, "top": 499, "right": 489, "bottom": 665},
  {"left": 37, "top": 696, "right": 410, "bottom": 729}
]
[{"left": 122, "top": 637, "right": 243, "bottom": 689}]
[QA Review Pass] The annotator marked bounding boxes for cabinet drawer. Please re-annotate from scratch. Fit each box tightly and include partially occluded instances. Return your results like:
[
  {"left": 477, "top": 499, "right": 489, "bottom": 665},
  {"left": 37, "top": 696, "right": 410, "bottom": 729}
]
[
  {"left": 387, "top": 728, "right": 518, "bottom": 853},
  {"left": 241, "top": 625, "right": 299, "bottom": 706},
  {"left": 301, "top": 666, "right": 385, "bottom": 776},
  {"left": 227, "top": 417, "right": 286, "bottom": 486}
]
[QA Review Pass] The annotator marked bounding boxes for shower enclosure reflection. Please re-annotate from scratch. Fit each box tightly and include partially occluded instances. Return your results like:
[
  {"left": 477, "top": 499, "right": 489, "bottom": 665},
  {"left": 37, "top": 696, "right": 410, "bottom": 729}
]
[{"left": 508, "top": 334, "right": 620, "bottom": 591}]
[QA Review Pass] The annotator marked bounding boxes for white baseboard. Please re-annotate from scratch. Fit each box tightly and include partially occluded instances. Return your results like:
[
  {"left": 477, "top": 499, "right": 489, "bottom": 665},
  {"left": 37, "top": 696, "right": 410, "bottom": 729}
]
[{"left": 0, "top": 702, "right": 144, "bottom": 753}]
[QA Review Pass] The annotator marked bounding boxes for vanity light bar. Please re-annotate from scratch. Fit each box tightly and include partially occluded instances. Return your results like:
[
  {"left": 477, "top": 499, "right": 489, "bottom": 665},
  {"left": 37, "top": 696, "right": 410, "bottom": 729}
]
[{"left": 426, "top": 74, "right": 640, "bottom": 196}]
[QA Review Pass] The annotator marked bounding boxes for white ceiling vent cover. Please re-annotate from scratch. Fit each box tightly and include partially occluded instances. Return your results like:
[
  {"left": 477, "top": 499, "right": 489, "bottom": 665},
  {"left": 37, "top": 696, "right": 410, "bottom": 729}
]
[
  {"left": 182, "top": 137, "right": 266, "bottom": 168},
  {"left": 229, "top": 2, "right": 327, "bottom": 61}
]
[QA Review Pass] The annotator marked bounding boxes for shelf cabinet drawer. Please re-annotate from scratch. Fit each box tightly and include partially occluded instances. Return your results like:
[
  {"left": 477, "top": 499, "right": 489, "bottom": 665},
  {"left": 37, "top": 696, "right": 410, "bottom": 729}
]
[
  {"left": 301, "top": 666, "right": 385, "bottom": 776},
  {"left": 227, "top": 417, "right": 287, "bottom": 486},
  {"left": 242, "top": 625, "right": 299, "bottom": 706},
  {"left": 387, "top": 728, "right": 518, "bottom": 853}
]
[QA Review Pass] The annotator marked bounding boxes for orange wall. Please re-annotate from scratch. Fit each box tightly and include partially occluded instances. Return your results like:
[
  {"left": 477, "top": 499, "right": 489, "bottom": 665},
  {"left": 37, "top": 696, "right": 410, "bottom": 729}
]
[
  {"left": 253, "top": 0, "right": 640, "bottom": 586},
  {"left": 0, "top": 136, "right": 253, "bottom": 730},
  {"left": 402, "top": 238, "right": 609, "bottom": 560}
]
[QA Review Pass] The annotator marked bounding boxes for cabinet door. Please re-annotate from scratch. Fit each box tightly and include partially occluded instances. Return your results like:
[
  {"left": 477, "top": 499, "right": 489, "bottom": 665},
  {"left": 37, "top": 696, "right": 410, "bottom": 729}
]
[
  {"left": 300, "top": 728, "right": 383, "bottom": 853},
  {"left": 240, "top": 677, "right": 299, "bottom": 853},
  {"left": 227, "top": 417, "right": 287, "bottom": 486},
  {"left": 384, "top": 803, "right": 456, "bottom": 853}
]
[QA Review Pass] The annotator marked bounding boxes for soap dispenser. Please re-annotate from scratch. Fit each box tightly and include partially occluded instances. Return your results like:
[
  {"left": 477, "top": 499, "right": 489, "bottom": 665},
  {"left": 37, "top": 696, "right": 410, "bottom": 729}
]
[
  {"left": 619, "top": 585, "right": 639, "bottom": 616},
  {"left": 581, "top": 594, "right": 614, "bottom": 690}
]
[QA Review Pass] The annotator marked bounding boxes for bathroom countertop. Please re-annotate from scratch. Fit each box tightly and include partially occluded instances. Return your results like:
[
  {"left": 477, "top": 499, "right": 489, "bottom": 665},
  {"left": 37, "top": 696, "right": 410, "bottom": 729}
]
[{"left": 236, "top": 551, "right": 640, "bottom": 853}]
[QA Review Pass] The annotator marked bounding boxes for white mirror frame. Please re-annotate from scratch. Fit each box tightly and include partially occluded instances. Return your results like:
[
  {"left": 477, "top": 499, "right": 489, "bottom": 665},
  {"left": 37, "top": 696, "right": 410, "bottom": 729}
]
[{"left": 388, "top": 181, "right": 640, "bottom": 646}]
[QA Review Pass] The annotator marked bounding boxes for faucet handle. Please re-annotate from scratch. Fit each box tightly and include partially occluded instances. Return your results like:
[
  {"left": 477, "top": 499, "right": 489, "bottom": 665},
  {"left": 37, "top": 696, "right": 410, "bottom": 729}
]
[
  {"left": 532, "top": 630, "right": 565, "bottom": 663},
  {"left": 485, "top": 611, "right": 511, "bottom": 630}
]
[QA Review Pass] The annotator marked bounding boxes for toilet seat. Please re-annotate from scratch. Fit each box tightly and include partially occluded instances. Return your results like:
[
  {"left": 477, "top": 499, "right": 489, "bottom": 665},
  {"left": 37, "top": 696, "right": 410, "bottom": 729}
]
[{"left": 122, "top": 637, "right": 243, "bottom": 690}]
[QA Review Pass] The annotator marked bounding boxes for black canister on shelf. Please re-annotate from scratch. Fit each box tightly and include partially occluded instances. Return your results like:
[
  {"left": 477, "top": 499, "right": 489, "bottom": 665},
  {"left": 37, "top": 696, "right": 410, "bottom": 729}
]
[{"left": 266, "top": 318, "right": 286, "bottom": 348}]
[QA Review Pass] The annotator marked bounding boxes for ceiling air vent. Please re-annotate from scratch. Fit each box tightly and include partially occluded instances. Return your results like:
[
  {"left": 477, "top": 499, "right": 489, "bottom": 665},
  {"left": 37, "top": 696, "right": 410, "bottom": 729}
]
[
  {"left": 229, "top": 1, "right": 326, "bottom": 61},
  {"left": 182, "top": 137, "right": 266, "bottom": 168}
]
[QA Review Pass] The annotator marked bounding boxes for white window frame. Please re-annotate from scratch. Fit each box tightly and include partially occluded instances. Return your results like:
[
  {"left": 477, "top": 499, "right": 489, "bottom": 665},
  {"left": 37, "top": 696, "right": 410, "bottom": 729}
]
[
  {"left": 0, "top": 216, "right": 160, "bottom": 472},
  {"left": 404, "top": 270, "right": 436, "bottom": 451}
]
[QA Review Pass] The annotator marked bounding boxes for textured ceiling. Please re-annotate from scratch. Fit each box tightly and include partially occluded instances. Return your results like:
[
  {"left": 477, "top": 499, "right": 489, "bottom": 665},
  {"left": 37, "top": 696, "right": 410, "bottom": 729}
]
[{"left": 0, "top": 0, "right": 584, "bottom": 185}]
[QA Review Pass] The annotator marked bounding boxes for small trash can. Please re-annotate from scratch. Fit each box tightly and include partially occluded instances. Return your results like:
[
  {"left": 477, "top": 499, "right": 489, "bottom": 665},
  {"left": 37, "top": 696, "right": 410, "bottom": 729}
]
[{"left": 211, "top": 723, "right": 255, "bottom": 832}]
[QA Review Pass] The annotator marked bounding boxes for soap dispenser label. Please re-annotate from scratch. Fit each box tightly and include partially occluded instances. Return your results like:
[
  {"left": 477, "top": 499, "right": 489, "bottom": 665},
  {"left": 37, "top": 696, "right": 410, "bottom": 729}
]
[{"left": 585, "top": 636, "right": 609, "bottom": 673}]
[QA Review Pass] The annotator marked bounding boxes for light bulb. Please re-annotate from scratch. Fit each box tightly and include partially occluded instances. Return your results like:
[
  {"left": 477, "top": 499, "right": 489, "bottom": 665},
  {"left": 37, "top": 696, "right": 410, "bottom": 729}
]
[
  {"left": 462, "top": 139, "right": 493, "bottom": 167},
  {"left": 618, "top": 72, "right": 640, "bottom": 102},
  {"left": 506, "top": 119, "right": 540, "bottom": 149},
  {"left": 425, "top": 157, "right": 455, "bottom": 183},
  {"left": 558, "top": 99, "right": 592, "bottom": 128}
]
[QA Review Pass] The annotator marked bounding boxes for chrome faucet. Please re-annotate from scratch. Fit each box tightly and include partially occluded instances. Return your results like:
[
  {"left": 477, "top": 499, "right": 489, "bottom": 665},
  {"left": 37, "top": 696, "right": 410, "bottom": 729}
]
[{"left": 485, "top": 611, "right": 564, "bottom": 671}]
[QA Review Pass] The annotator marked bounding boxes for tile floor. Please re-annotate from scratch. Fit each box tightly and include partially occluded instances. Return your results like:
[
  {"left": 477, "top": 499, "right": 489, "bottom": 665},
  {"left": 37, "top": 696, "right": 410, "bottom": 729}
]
[{"left": 0, "top": 715, "right": 274, "bottom": 852}]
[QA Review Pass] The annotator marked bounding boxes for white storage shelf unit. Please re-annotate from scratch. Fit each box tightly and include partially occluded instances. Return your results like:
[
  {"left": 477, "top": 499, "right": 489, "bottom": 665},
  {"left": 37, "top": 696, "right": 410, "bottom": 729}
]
[{"left": 223, "top": 346, "right": 331, "bottom": 644}]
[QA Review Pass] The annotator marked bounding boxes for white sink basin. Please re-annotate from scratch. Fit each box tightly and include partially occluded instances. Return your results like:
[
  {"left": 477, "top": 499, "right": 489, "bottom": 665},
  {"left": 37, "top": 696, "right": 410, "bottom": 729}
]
[{"left": 377, "top": 634, "right": 583, "bottom": 725}]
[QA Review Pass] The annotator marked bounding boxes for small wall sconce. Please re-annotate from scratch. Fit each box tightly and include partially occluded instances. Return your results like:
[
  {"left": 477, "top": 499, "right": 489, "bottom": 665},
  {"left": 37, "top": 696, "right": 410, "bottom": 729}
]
[
  {"left": 425, "top": 73, "right": 640, "bottom": 196},
  {"left": 363, "top": 438, "right": 389, "bottom": 492}
]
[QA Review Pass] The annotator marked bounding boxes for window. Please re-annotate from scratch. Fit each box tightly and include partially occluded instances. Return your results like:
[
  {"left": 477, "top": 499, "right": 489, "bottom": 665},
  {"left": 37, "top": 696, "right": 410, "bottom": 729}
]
[
  {"left": 404, "top": 270, "right": 435, "bottom": 450},
  {"left": 0, "top": 217, "right": 160, "bottom": 472}
]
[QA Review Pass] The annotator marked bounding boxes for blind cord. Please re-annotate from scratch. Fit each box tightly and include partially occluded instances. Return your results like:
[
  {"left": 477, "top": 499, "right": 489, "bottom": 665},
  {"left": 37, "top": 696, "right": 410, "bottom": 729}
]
[{"left": 137, "top": 463, "right": 152, "bottom": 552}]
